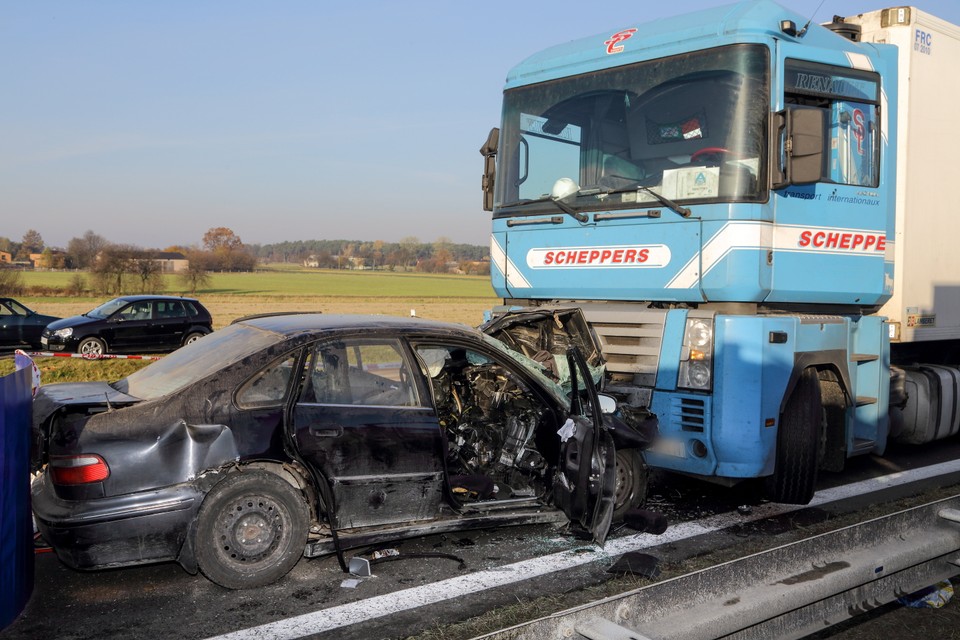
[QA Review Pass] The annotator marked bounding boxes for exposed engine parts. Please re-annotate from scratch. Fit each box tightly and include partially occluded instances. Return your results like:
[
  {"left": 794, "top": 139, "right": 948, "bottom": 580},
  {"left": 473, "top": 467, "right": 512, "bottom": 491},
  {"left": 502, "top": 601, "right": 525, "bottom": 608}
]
[{"left": 424, "top": 348, "right": 552, "bottom": 501}]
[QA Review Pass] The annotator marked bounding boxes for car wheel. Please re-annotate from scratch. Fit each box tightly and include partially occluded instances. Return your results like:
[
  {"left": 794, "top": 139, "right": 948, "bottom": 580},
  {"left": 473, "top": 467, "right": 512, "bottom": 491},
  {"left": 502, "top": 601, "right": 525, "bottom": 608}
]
[
  {"left": 764, "top": 367, "right": 822, "bottom": 505},
  {"left": 77, "top": 337, "right": 106, "bottom": 358},
  {"left": 195, "top": 471, "right": 309, "bottom": 589},
  {"left": 183, "top": 332, "right": 205, "bottom": 347},
  {"left": 612, "top": 448, "right": 648, "bottom": 522}
]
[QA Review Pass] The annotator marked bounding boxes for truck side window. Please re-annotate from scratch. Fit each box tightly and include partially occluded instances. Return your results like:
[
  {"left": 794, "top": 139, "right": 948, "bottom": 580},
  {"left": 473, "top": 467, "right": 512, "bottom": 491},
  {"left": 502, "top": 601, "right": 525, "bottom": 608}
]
[{"left": 784, "top": 59, "right": 881, "bottom": 187}]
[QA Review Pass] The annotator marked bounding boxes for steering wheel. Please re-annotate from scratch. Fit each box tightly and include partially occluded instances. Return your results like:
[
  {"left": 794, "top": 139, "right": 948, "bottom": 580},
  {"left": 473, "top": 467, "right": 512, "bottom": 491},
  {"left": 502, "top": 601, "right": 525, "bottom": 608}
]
[{"left": 690, "top": 147, "right": 733, "bottom": 164}]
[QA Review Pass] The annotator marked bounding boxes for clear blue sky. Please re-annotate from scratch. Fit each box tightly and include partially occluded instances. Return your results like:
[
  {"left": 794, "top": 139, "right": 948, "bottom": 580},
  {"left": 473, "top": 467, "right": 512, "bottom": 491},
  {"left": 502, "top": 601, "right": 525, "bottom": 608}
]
[{"left": 3, "top": 0, "right": 959, "bottom": 250}]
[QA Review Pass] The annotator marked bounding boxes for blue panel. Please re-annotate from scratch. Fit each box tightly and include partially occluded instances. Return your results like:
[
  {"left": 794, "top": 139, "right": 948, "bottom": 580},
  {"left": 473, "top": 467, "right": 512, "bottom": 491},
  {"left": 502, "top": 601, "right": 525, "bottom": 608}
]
[
  {"left": 495, "top": 217, "right": 703, "bottom": 302},
  {"left": 0, "top": 367, "right": 33, "bottom": 630},
  {"left": 711, "top": 316, "right": 795, "bottom": 477},
  {"left": 647, "top": 391, "right": 716, "bottom": 476}
]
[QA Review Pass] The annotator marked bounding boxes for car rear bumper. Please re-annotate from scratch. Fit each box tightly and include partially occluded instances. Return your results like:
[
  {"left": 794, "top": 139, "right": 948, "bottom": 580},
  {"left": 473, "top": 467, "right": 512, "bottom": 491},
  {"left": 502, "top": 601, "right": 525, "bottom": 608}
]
[{"left": 32, "top": 473, "right": 203, "bottom": 570}]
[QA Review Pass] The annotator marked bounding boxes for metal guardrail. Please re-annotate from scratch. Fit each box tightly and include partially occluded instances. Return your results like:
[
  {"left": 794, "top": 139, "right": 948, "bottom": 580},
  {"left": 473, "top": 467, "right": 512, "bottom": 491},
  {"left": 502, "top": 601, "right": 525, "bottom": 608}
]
[{"left": 475, "top": 495, "right": 960, "bottom": 640}]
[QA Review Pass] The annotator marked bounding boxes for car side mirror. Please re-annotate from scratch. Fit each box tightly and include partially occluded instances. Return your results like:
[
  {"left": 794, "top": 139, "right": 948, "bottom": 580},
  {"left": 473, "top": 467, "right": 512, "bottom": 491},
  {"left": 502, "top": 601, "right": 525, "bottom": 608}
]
[
  {"left": 598, "top": 393, "right": 617, "bottom": 415},
  {"left": 771, "top": 107, "right": 827, "bottom": 189}
]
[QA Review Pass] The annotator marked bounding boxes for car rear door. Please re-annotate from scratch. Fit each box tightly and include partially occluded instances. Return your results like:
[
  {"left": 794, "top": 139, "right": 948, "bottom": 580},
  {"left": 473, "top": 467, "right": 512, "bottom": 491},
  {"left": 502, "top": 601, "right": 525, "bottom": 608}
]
[
  {"left": 290, "top": 337, "right": 446, "bottom": 529},
  {"left": 554, "top": 347, "right": 616, "bottom": 544},
  {"left": 151, "top": 300, "right": 190, "bottom": 349}
]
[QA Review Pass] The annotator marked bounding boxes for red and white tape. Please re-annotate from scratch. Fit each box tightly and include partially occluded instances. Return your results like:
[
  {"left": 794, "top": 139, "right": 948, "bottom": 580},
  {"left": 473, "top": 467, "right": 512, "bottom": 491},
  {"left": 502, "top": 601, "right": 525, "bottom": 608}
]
[{"left": 23, "top": 351, "right": 164, "bottom": 361}]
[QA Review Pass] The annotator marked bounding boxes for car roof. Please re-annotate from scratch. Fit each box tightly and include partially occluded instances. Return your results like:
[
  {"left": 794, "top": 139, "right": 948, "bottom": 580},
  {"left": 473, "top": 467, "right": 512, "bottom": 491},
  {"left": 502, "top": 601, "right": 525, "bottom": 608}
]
[
  {"left": 113, "top": 295, "right": 201, "bottom": 303},
  {"left": 240, "top": 313, "right": 480, "bottom": 339}
]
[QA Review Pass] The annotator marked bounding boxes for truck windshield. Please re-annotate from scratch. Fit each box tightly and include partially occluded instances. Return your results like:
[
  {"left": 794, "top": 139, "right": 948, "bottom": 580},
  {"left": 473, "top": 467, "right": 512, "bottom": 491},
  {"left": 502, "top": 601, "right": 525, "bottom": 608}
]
[{"left": 496, "top": 44, "right": 769, "bottom": 216}]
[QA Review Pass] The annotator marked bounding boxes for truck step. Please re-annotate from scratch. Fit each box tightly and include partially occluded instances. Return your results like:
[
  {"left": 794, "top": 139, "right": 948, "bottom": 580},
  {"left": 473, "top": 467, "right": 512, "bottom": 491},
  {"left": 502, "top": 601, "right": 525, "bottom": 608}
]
[
  {"left": 850, "top": 438, "right": 876, "bottom": 454},
  {"left": 855, "top": 396, "right": 877, "bottom": 407},
  {"left": 851, "top": 353, "right": 879, "bottom": 364}
]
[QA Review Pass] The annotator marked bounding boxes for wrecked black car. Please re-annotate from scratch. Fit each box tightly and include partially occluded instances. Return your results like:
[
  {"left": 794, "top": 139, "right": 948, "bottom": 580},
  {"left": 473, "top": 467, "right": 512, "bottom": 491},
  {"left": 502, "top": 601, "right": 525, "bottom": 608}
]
[{"left": 31, "top": 314, "right": 656, "bottom": 589}]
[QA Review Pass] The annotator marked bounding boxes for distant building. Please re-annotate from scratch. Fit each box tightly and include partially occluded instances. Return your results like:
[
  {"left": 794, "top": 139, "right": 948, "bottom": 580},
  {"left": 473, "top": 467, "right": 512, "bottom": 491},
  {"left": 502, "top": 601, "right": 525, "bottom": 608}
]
[
  {"left": 303, "top": 255, "right": 320, "bottom": 268},
  {"left": 148, "top": 252, "right": 189, "bottom": 274},
  {"left": 0, "top": 251, "right": 11, "bottom": 264},
  {"left": 92, "top": 250, "right": 190, "bottom": 273},
  {"left": 29, "top": 250, "right": 66, "bottom": 269}
]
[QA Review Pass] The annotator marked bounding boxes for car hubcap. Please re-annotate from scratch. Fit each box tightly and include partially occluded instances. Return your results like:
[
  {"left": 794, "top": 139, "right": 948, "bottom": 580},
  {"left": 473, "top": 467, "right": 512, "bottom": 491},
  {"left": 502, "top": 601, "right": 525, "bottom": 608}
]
[
  {"left": 218, "top": 497, "right": 283, "bottom": 563},
  {"left": 81, "top": 342, "right": 102, "bottom": 356}
]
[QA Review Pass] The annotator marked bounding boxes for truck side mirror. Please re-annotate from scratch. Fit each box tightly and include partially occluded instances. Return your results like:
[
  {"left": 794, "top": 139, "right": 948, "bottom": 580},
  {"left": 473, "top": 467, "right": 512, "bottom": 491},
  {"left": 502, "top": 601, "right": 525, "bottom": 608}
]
[
  {"left": 772, "top": 107, "right": 827, "bottom": 189},
  {"left": 480, "top": 127, "right": 499, "bottom": 212}
]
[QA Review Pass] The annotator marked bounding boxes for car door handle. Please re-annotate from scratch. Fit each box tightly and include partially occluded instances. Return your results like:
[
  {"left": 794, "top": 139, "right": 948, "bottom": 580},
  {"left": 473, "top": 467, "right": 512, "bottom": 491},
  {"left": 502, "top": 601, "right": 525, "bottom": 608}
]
[{"left": 309, "top": 425, "right": 344, "bottom": 437}]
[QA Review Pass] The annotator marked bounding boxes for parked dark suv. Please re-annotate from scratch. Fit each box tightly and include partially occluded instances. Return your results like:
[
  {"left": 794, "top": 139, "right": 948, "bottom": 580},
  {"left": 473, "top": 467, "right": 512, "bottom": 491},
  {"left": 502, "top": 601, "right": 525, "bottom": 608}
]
[{"left": 41, "top": 295, "right": 213, "bottom": 356}]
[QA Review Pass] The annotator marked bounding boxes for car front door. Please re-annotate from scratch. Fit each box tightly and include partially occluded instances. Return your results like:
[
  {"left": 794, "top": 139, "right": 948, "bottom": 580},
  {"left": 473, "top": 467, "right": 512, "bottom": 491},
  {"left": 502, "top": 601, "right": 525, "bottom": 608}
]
[
  {"left": 555, "top": 347, "right": 616, "bottom": 544},
  {"left": 291, "top": 337, "right": 445, "bottom": 529},
  {"left": 0, "top": 300, "right": 26, "bottom": 347},
  {"left": 106, "top": 301, "right": 154, "bottom": 352}
]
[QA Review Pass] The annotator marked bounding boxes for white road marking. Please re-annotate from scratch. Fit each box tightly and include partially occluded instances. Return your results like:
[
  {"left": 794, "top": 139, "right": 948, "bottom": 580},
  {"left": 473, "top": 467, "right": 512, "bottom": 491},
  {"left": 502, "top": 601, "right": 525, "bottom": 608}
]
[{"left": 204, "top": 459, "right": 960, "bottom": 640}]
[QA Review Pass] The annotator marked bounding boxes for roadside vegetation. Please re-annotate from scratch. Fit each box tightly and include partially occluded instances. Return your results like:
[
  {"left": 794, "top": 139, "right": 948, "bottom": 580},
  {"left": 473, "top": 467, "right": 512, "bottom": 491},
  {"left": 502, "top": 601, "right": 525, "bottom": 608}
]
[{"left": 0, "top": 267, "right": 499, "bottom": 384}]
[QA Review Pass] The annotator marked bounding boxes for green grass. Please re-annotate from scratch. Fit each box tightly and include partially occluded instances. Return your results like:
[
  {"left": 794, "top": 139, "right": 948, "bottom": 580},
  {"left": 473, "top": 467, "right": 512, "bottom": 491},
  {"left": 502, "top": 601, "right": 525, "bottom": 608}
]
[
  {"left": 20, "top": 267, "right": 496, "bottom": 298},
  {"left": 0, "top": 356, "right": 150, "bottom": 382}
]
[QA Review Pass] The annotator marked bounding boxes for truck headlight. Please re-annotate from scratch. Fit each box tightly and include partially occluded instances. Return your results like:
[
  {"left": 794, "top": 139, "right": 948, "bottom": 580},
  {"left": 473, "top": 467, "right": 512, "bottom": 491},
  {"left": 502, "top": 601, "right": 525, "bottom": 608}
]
[
  {"left": 53, "top": 328, "right": 73, "bottom": 339},
  {"left": 678, "top": 316, "right": 713, "bottom": 391}
]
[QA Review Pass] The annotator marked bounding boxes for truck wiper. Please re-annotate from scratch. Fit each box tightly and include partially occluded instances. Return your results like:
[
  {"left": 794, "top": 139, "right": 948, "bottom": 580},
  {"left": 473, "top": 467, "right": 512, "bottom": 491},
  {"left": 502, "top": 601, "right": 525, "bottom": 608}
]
[
  {"left": 500, "top": 195, "right": 589, "bottom": 223},
  {"left": 637, "top": 186, "right": 691, "bottom": 218},
  {"left": 584, "top": 185, "right": 691, "bottom": 218}
]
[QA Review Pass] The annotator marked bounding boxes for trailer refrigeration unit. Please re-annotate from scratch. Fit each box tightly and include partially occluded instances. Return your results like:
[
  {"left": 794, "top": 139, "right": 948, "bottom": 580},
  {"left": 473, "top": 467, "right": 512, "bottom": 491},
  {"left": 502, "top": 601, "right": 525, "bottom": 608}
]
[{"left": 480, "top": 1, "right": 960, "bottom": 503}]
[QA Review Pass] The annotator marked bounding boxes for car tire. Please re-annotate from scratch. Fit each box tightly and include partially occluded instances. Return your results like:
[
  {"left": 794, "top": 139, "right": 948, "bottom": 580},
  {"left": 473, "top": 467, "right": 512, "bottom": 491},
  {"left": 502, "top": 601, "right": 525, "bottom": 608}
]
[
  {"left": 77, "top": 337, "right": 106, "bottom": 357},
  {"left": 612, "top": 448, "right": 648, "bottom": 521},
  {"left": 764, "top": 367, "right": 822, "bottom": 505},
  {"left": 195, "top": 470, "right": 309, "bottom": 589},
  {"left": 183, "top": 332, "right": 205, "bottom": 347}
]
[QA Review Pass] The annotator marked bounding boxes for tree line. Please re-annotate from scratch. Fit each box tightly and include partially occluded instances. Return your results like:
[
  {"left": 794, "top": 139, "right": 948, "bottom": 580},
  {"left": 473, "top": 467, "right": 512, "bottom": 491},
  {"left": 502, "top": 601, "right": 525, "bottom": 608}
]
[
  {"left": 0, "top": 227, "right": 256, "bottom": 295},
  {"left": 0, "top": 229, "right": 490, "bottom": 296},
  {"left": 250, "top": 236, "right": 490, "bottom": 274}
]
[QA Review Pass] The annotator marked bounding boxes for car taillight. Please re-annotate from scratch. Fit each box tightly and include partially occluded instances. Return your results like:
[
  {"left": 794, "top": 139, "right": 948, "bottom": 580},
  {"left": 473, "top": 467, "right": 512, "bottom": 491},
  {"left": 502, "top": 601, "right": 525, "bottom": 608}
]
[{"left": 49, "top": 455, "right": 110, "bottom": 485}]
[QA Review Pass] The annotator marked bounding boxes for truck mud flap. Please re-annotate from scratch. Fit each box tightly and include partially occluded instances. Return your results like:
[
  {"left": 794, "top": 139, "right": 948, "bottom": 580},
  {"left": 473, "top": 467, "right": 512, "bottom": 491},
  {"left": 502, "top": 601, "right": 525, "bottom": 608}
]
[{"left": 900, "top": 364, "right": 960, "bottom": 444}]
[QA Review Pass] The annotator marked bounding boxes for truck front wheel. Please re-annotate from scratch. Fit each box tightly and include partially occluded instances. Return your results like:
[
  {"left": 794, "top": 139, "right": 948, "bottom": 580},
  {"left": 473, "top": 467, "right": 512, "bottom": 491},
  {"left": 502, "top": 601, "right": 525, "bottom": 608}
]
[{"left": 764, "top": 367, "right": 822, "bottom": 505}]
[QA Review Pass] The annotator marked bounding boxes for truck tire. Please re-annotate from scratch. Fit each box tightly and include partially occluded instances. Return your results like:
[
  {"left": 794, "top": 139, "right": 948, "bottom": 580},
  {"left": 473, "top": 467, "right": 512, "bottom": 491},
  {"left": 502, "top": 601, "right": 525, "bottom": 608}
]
[{"left": 764, "top": 367, "right": 822, "bottom": 505}]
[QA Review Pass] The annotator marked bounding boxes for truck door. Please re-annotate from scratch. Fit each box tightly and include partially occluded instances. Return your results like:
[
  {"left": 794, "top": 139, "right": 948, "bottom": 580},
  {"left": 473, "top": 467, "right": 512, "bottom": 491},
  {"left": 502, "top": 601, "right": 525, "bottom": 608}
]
[{"left": 769, "top": 58, "right": 888, "bottom": 306}]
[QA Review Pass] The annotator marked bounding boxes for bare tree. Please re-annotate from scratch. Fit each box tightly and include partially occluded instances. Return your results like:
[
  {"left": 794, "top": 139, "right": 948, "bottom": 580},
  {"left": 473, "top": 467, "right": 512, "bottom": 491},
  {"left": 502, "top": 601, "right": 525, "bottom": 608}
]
[
  {"left": 91, "top": 244, "right": 138, "bottom": 295},
  {"left": 67, "top": 230, "right": 109, "bottom": 269},
  {"left": 131, "top": 256, "right": 164, "bottom": 293},
  {"left": 180, "top": 250, "right": 212, "bottom": 294}
]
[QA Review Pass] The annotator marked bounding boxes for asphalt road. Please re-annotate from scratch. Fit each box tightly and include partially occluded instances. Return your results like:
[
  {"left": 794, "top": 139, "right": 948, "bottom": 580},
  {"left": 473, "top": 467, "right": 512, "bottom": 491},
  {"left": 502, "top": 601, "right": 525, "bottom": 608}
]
[{"left": 7, "top": 438, "right": 960, "bottom": 640}]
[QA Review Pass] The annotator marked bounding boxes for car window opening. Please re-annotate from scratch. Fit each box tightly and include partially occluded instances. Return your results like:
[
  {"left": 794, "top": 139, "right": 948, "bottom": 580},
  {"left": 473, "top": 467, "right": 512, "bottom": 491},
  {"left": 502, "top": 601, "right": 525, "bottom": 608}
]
[{"left": 417, "top": 345, "right": 560, "bottom": 504}]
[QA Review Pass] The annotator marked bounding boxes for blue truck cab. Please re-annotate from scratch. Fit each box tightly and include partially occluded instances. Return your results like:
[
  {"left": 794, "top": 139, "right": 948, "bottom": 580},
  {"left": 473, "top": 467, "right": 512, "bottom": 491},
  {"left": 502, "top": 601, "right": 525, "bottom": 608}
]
[{"left": 482, "top": 2, "right": 960, "bottom": 503}]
